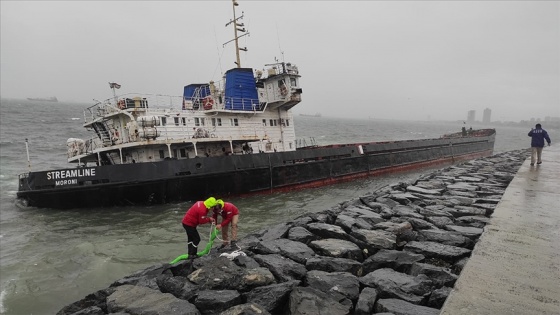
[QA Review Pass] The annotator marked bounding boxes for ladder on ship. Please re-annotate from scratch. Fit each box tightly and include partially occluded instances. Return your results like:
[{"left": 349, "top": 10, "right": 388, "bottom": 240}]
[{"left": 92, "top": 121, "right": 114, "bottom": 146}]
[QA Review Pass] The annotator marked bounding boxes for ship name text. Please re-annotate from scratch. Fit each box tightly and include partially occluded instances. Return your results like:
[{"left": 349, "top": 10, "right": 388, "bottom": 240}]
[{"left": 47, "top": 168, "right": 96, "bottom": 181}]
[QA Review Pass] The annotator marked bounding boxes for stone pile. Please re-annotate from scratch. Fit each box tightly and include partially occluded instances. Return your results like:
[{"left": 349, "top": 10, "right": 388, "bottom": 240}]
[{"left": 58, "top": 149, "right": 529, "bottom": 315}]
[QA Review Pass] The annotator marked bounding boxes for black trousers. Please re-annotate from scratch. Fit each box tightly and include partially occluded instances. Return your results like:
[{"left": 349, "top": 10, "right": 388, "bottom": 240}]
[{"left": 183, "top": 223, "right": 200, "bottom": 256}]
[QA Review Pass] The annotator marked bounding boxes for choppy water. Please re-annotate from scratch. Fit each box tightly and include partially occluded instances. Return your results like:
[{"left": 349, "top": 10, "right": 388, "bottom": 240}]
[{"left": 0, "top": 98, "right": 546, "bottom": 314}]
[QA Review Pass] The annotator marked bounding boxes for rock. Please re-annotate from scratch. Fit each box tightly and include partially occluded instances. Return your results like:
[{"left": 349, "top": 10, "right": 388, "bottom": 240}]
[
  {"left": 288, "top": 287, "right": 351, "bottom": 315},
  {"left": 57, "top": 288, "right": 115, "bottom": 315},
  {"left": 253, "top": 254, "right": 307, "bottom": 282},
  {"left": 451, "top": 257, "right": 469, "bottom": 275},
  {"left": 336, "top": 213, "right": 374, "bottom": 231},
  {"left": 444, "top": 225, "right": 483, "bottom": 239},
  {"left": 406, "top": 186, "right": 443, "bottom": 195},
  {"left": 260, "top": 238, "right": 316, "bottom": 264},
  {"left": 239, "top": 268, "right": 276, "bottom": 291},
  {"left": 187, "top": 256, "right": 245, "bottom": 290},
  {"left": 287, "top": 226, "right": 319, "bottom": 244},
  {"left": 193, "top": 289, "right": 241, "bottom": 314},
  {"left": 408, "top": 262, "right": 458, "bottom": 288},
  {"left": 156, "top": 275, "right": 198, "bottom": 300},
  {"left": 392, "top": 205, "right": 424, "bottom": 219},
  {"left": 354, "top": 287, "right": 378, "bottom": 315},
  {"left": 259, "top": 223, "right": 291, "bottom": 241},
  {"left": 417, "top": 229, "right": 473, "bottom": 248},
  {"left": 362, "top": 249, "right": 425, "bottom": 274},
  {"left": 445, "top": 206, "right": 487, "bottom": 218},
  {"left": 425, "top": 216, "right": 454, "bottom": 229},
  {"left": 232, "top": 254, "right": 260, "bottom": 269},
  {"left": 427, "top": 286, "right": 452, "bottom": 308},
  {"left": 305, "top": 270, "right": 360, "bottom": 301},
  {"left": 360, "top": 268, "right": 432, "bottom": 305},
  {"left": 375, "top": 298, "right": 440, "bottom": 315},
  {"left": 308, "top": 238, "right": 364, "bottom": 261},
  {"left": 243, "top": 280, "right": 300, "bottom": 313},
  {"left": 403, "top": 241, "right": 471, "bottom": 263},
  {"left": 307, "top": 222, "right": 353, "bottom": 241},
  {"left": 219, "top": 303, "right": 271, "bottom": 315},
  {"left": 350, "top": 228, "right": 396, "bottom": 251},
  {"left": 305, "top": 256, "right": 363, "bottom": 276},
  {"left": 447, "top": 183, "right": 478, "bottom": 191},
  {"left": 107, "top": 285, "right": 199, "bottom": 315}
]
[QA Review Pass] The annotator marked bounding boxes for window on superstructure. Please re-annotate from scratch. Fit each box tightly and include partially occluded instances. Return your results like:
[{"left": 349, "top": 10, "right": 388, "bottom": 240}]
[
  {"left": 290, "top": 78, "right": 297, "bottom": 87},
  {"left": 212, "top": 118, "right": 223, "bottom": 127},
  {"left": 195, "top": 118, "right": 201, "bottom": 127},
  {"left": 180, "top": 148, "right": 187, "bottom": 158},
  {"left": 159, "top": 150, "right": 165, "bottom": 159},
  {"left": 181, "top": 118, "right": 187, "bottom": 126},
  {"left": 289, "top": 142, "right": 292, "bottom": 149},
  {"left": 286, "top": 119, "right": 290, "bottom": 126},
  {"left": 161, "top": 117, "right": 167, "bottom": 126},
  {"left": 174, "top": 117, "right": 179, "bottom": 126},
  {"left": 231, "top": 118, "right": 238, "bottom": 126},
  {"left": 270, "top": 119, "right": 278, "bottom": 126},
  {"left": 262, "top": 119, "right": 267, "bottom": 126},
  {"left": 173, "top": 149, "right": 178, "bottom": 158}
]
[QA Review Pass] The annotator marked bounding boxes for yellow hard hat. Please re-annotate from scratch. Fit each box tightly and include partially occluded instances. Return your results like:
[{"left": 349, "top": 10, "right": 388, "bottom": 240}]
[
  {"left": 216, "top": 199, "right": 224, "bottom": 208},
  {"left": 203, "top": 197, "right": 217, "bottom": 209}
]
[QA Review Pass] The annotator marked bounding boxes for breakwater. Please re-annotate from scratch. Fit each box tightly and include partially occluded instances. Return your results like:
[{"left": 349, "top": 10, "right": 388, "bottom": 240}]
[{"left": 57, "top": 149, "right": 529, "bottom": 315}]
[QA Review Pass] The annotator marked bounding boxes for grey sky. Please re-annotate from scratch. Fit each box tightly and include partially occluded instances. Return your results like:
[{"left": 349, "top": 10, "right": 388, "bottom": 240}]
[{"left": 1, "top": 1, "right": 558, "bottom": 122}]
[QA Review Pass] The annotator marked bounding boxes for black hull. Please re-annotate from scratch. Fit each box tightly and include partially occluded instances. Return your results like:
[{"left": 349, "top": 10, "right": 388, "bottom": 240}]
[{"left": 17, "top": 130, "right": 495, "bottom": 209}]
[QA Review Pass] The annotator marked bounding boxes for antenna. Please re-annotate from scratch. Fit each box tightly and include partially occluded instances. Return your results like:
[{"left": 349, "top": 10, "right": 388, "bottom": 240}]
[
  {"left": 223, "top": 0, "right": 249, "bottom": 68},
  {"left": 276, "top": 23, "right": 284, "bottom": 62},
  {"left": 25, "top": 138, "right": 31, "bottom": 171}
]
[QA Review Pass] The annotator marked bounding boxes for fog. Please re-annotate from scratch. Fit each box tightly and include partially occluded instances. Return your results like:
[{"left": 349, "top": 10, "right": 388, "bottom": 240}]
[{"left": 1, "top": 1, "right": 558, "bottom": 122}]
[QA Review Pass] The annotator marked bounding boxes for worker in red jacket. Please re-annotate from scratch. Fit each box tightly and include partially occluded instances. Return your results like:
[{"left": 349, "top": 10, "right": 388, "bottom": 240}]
[
  {"left": 213, "top": 199, "right": 240, "bottom": 249},
  {"left": 182, "top": 197, "right": 218, "bottom": 258}
]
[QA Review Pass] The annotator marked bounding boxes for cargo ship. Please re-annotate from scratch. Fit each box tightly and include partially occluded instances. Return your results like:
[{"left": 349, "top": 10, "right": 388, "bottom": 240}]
[
  {"left": 16, "top": 1, "right": 495, "bottom": 209},
  {"left": 27, "top": 96, "right": 58, "bottom": 102}
]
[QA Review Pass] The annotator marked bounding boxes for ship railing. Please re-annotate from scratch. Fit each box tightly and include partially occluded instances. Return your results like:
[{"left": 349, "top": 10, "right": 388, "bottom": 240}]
[
  {"left": 84, "top": 94, "right": 184, "bottom": 123},
  {"left": 296, "top": 137, "right": 318, "bottom": 149}
]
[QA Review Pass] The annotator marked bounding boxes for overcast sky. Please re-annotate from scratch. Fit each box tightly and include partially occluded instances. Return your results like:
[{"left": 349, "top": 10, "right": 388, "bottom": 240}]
[{"left": 1, "top": 1, "right": 558, "bottom": 122}]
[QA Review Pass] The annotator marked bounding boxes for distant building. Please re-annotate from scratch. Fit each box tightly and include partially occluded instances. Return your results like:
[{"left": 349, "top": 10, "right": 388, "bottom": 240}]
[
  {"left": 467, "top": 110, "right": 476, "bottom": 123},
  {"left": 482, "top": 108, "right": 491, "bottom": 124}
]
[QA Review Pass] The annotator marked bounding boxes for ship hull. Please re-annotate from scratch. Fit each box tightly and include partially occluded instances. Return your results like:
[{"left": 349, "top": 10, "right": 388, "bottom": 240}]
[{"left": 17, "top": 130, "right": 495, "bottom": 209}]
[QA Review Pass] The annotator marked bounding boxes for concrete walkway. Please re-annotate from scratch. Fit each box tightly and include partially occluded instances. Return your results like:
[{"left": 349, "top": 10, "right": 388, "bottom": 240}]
[{"left": 440, "top": 145, "right": 560, "bottom": 315}]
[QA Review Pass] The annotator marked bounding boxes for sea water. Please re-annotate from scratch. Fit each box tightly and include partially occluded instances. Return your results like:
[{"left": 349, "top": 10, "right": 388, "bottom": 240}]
[{"left": 0, "top": 98, "right": 543, "bottom": 314}]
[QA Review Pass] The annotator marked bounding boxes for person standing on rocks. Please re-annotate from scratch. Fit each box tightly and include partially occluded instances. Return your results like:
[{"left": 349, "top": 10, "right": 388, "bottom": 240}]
[
  {"left": 528, "top": 123, "right": 552, "bottom": 166},
  {"left": 182, "top": 197, "right": 218, "bottom": 259},
  {"left": 213, "top": 199, "right": 240, "bottom": 250}
]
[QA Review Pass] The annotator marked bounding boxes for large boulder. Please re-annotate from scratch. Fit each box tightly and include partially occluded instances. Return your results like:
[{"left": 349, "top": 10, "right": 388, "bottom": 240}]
[
  {"left": 403, "top": 241, "right": 471, "bottom": 263},
  {"left": 375, "top": 298, "right": 440, "bottom": 315},
  {"left": 193, "top": 289, "right": 241, "bottom": 314},
  {"left": 308, "top": 238, "right": 364, "bottom": 261},
  {"left": 288, "top": 287, "right": 351, "bottom": 315},
  {"left": 360, "top": 268, "right": 432, "bottom": 305},
  {"left": 306, "top": 256, "right": 363, "bottom": 276},
  {"left": 253, "top": 254, "right": 307, "bottom": 282},
  {"left": 305, "top": 270, "right": 360, "bottom": 301},
  {"left": 106, "top": 285, "right": 199, "bottom": 315},
  {"left": 243, "top": 280, "right": 300, "bottom": 314}
]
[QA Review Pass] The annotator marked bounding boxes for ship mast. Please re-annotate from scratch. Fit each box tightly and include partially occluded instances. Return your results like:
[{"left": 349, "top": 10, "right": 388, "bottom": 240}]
[{"left": 224, "top": 0, "right": 249, "bottom": 68}]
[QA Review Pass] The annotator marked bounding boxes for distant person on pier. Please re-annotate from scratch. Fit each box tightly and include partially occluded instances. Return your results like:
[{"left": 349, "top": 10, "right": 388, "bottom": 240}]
[
  {"left": 181, "top": 197, "right": 218, "bottom": 259},
  {"left": 528, "top": 123, "right": 551, "bottom": 166},
  {"left": 213, "top": 199, "right": 240, "bottom": 250}
]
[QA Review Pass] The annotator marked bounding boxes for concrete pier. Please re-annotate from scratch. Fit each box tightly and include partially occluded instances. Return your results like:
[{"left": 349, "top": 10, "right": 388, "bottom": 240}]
[{"left": 440, "top": 145, "right": 560, "bottom": 315}]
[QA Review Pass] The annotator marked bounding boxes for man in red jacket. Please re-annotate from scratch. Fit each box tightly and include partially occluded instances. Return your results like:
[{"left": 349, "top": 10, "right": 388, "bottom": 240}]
[
  {"left": 214, "top": 199, "right": 240, "bottom": 249},
  {"left": 182, "top": 197, "right": 218, "bottom": 258}
]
